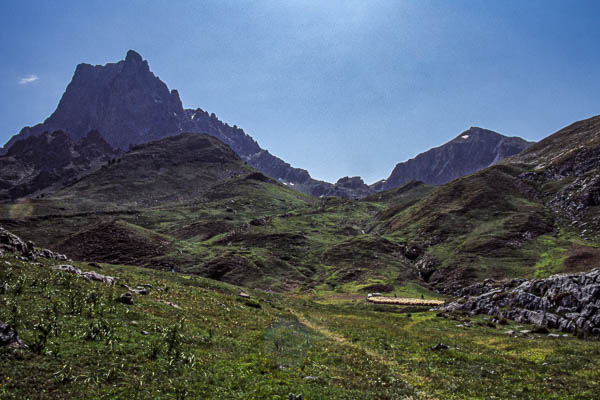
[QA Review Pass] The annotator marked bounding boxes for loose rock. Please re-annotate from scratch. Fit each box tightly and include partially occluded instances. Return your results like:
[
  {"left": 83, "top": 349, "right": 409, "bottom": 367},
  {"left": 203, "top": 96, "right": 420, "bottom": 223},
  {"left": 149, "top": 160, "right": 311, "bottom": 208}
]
[
  {"left": 120, "top": 292, "right": 134, "bottom": 305},
  {"left": 430, "top": 343, "right": 449, "bottom": 351},
  {"left": 0, "top": 321, "right": 27, "bottom": 349}
]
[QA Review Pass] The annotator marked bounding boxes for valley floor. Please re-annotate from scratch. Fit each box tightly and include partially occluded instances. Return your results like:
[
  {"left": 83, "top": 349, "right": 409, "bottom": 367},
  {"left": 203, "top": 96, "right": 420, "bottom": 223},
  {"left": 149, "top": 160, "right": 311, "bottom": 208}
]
[{"left": 1, "top": 256, "right": 599, "bottom": 399}]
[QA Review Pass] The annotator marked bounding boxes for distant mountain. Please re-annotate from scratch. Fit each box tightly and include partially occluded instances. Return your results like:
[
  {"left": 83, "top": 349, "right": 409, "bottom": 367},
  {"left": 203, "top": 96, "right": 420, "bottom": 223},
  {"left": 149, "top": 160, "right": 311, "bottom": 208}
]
[
  {"left": 372, "top": 115, "right": 600, "bottom": 292},
  {"left": 0, "top": 130, "right": 119, "bottom": 200},
  {"left": 373, "top": 127, "right": 533, "bottom": 191},
  {"left": 317, "top": 176, "right": 375, "bottom": 199},
  {"left": 2, "top": 50, "right": 335, "bottom": 197}
]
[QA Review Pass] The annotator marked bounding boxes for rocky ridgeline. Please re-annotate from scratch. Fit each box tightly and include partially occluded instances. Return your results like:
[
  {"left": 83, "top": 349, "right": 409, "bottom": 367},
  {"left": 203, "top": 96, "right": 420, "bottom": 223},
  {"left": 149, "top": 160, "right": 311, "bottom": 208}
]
[
  {"left": 438, "top": 268, "right": 600, "bottom": 337},
  {"left": 0, "top": 226, "right": 67, "bottom": 261}
]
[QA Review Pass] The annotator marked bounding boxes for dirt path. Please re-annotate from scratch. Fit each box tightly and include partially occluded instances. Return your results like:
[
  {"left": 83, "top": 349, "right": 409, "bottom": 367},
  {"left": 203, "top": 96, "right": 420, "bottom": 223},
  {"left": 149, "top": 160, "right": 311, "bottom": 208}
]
[
  {"left": 292, "top": 311, "right": 438, "bottom": 400},
  {"left": 292, "top": 311, "right": 396, "bottom": 367}
]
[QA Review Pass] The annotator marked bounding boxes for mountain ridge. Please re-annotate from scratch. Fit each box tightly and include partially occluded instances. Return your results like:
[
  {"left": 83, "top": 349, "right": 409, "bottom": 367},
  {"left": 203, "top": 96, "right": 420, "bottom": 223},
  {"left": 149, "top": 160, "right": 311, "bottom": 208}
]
[
  {"left": 3, "top": 50, "right": 536, "bottom": 199},
  {"left": 372, "top": 127, "right": 533, "bottom": 191}
]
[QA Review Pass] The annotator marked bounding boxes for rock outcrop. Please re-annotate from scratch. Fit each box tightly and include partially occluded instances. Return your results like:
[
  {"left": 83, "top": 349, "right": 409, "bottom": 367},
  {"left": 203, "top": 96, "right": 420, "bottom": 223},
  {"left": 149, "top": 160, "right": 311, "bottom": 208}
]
[
  {"left": 374, "top": 127, "right": 532, "bottom": 191},
  {"left": 0, "top": 321, "right": 27, "bottom": 349},
  {"left": 0, "top": 226, "right": 67, "bottom": 261},
  {"left": 437, "top": 268, "right": 600, "bottom": 337},
  {"left": 51, "top": 264, "right": 116, "bottom": 285},
  {"left": 316, "top": 176, "right": 375, "bottom": 199}
]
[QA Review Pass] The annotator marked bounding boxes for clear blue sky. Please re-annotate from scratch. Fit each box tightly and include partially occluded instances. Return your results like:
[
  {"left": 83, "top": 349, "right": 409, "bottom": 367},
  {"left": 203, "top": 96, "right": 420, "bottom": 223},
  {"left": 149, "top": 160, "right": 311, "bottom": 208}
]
[{"left": 1, "top": 0, "right": 599, "bottom": 183}]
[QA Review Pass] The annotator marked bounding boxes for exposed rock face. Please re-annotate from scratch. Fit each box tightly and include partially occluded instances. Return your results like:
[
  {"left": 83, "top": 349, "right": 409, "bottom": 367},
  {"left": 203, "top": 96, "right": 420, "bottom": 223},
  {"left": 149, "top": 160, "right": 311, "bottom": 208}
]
[
  {"left": 438, "top": 268, "right": 600, "bottom": 337},
  {"left": 0, "top": 130, "right": 119, "bottom": 199},
  {"left": 0, "top": 226, "right": 67, "bottom": 261},
  {"left": 3, "top": 50, "right": 334, "bottom": 196},
  {"left": 374, "top": 127, "right": 532, "bottom": 191},
  {"left": 7, "top": 51, "right": 184, "bottom": 150},
  {"left": 317, "top": 176, "right": 375, "bottom": 199},
  {"left": 517, "top": 132, "right": 600, "bottom": 239}
]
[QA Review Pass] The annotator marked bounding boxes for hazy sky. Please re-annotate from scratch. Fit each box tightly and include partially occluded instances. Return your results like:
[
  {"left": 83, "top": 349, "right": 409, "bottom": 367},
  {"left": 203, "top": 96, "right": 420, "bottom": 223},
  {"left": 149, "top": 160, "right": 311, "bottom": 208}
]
[{"left": 1, "top": 1, "right": 599, "bottom": 183}]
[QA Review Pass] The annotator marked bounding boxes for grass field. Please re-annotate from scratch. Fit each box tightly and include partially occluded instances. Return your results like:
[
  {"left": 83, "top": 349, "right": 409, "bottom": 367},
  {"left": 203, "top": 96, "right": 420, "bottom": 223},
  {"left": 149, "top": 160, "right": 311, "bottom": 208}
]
[{"left": 1, "top": 253, "right": 599, "bottom": 399}]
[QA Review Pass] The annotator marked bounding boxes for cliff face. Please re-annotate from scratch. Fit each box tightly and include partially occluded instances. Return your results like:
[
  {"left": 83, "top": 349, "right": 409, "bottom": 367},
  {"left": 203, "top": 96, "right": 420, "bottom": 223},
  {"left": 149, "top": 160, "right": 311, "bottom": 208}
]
[
  {"left": 7, "top": 51, "right": 184, "bottom": 150},
  {"left": 374, "top": 127, "right": 533, "bottom": 191},
  {"left": 3, "top": 50, "right": 332, "bottom": 196}
]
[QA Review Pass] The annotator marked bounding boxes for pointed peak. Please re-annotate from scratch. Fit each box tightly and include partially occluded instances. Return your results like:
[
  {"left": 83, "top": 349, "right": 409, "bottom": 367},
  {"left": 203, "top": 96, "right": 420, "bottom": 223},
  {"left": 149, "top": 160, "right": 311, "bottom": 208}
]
[{"left": 125, "top": 50, "right": 143, "bottom": 63}]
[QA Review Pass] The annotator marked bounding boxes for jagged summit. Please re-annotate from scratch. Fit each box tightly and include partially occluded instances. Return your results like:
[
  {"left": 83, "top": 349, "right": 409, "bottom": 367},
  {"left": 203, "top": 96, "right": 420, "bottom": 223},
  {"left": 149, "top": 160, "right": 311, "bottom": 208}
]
[
  {"left": 314, "top": 176, "right": 375, "bottom": 199},
  {"left": 125, "top": 49, "right": 143, "bottom": 63},
  {"left": 3, "top": 50, "right": 334, "bottom": 196}
]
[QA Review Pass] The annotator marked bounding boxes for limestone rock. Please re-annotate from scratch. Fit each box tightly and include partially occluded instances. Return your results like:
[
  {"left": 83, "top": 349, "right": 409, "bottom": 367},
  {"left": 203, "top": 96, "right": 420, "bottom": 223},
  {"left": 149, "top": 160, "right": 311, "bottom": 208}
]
[{"left": 437, "top": 268, "right": 600, "bottom": 337}]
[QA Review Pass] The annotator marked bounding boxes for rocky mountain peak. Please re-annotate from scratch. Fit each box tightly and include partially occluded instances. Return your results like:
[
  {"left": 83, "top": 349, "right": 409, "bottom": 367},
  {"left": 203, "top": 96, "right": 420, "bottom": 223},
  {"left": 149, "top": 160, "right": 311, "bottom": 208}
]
[
  {"left": 314, "top": 175, "right": 374, "bottom": 199},
  {"left": 122, "top": 49, "right": 151, "bottom": 74},
  {"left": 375, "top": 128, "right": 533, "bottom": 191},
  {"left": 2, "top": 51, "right": 336, "bottom": 197}
]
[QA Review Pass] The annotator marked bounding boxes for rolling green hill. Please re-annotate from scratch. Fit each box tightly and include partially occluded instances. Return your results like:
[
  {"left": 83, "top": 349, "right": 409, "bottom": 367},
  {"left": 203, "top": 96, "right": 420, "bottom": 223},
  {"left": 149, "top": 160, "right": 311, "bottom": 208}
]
[
  {"left": 2, "top": 116, "right": 600, "bottom": 294},
  {"left": 1, "top": 239, "right": 599, "bottom": 399}
]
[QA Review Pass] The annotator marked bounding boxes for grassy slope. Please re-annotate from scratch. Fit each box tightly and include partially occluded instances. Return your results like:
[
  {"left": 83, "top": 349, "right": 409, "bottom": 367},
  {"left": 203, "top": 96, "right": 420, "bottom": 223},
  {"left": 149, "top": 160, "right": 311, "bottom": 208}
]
[
  {"left": 2, "top": 117, "right": 600, "bottom": 294},
  {"left": 1, "top": 254, "right": 599, "bottom": 399},
  {"left": 370, "top": 117, "right": 600, "bottom": 286},
  {"left": 0, "top": 181, "right": 430, "bottom": 292},
  {"left": 372, "top": 165, "right": 558, "bottom": 281}
]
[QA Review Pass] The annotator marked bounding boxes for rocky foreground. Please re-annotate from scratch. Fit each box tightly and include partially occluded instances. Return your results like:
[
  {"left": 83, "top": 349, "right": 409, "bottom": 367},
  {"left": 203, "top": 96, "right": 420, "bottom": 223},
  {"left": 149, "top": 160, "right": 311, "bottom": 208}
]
[
  {"left": 0, "top": 226, "right": 67, "bottom": 261},
  {"left": 438, "top": 268, "right": 600, "bottom": 337}
]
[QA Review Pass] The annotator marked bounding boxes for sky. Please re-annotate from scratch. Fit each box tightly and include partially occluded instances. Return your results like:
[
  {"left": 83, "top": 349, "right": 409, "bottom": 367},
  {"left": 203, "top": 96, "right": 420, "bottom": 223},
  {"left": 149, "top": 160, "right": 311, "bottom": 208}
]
[{"left": 1, "top": 1, "right": 599, "bottom": 184}]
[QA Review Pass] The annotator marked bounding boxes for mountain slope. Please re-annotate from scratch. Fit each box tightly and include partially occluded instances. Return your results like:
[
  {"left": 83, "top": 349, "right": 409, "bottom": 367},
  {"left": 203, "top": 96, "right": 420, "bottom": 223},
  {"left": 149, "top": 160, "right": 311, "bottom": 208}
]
[
  {"left": 0, "top": 130, "right": 119, "bottom": 200},
  {"left": 3, "top": 50, "right": 334, "bottom": 196},
  {"left": 51, "top": 133, "right": 262, "bottom": 208},
  {"left": 0, "top": 133, "right": 417, "bottom": 290},
  {"left": 373, "top": 127, "right": 533, "bottom": 191},
  {"left": 372, "top": 116, "right": 600, "bottom": 292}
]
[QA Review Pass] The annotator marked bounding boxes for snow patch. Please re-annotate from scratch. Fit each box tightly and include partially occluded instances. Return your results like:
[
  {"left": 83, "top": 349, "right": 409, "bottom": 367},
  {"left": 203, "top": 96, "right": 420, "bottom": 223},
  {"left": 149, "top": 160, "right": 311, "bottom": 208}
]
[
  {"left": 191, "top": 113, "right": 196, "bottom": 120},
  {"left": 461, "top": 135, "right": 469, "bottom": 139}
]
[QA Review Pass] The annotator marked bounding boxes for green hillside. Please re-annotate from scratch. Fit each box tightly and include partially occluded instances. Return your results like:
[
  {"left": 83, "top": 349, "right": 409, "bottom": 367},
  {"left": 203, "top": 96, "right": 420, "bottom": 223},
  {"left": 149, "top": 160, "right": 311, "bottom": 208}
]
[{"left": 2, "top": 252, "right": 599, "bottom": 399}]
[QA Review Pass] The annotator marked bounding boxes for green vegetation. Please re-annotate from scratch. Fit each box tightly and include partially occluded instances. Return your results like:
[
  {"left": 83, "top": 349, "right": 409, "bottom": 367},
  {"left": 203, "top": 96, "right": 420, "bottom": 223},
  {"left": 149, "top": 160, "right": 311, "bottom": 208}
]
[
  {"left": 2, "top": 255, "right": 599, "bottom": 399},
  {"left": 3, "top": 117, "right": 600, "bottom": 398}
]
